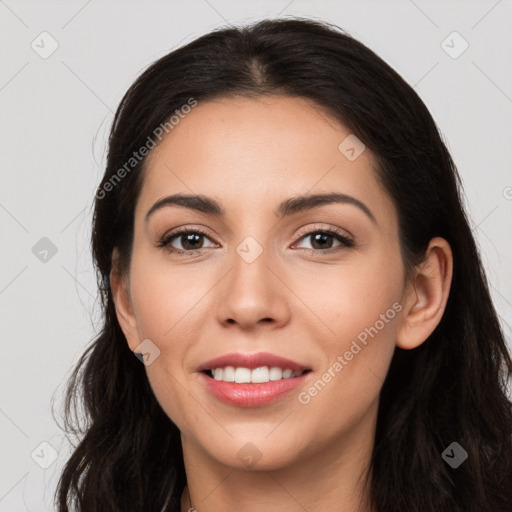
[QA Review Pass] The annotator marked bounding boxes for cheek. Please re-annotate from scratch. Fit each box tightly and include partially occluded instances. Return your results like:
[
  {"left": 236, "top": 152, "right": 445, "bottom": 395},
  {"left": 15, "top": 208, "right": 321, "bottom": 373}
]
[
  {"left": 294, "top": 247, "right": 404, "bottom": 341},
  {"left": 127, "top": 254, "right": 210, "bottom": 429},
  {"left": 128, "top": 250, "right": 210, "bottom": 343},
  {"left": 293, "top": 249, "right": 403, "bottom": 412}
]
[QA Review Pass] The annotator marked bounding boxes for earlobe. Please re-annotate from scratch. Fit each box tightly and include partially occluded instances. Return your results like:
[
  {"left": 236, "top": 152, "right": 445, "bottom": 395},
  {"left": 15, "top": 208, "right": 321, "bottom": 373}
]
[
  {"left": 110, "top": 250, "right": 139, "bottom": 352},
  {"left": 396, "top": 237, "right": 453, "bottom": 350}
]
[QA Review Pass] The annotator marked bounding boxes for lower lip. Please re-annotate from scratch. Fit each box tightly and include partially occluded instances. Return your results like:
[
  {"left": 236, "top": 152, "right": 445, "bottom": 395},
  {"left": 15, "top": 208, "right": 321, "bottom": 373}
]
[{"left": 198, "top": 371, "right": 310, "bottom": 407}]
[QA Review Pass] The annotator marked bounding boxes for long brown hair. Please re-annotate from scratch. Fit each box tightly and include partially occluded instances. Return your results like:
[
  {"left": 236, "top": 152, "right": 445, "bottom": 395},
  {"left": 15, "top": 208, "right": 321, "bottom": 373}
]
[{"left": 55, "top": 18, "right": 512, "bottom": 511}]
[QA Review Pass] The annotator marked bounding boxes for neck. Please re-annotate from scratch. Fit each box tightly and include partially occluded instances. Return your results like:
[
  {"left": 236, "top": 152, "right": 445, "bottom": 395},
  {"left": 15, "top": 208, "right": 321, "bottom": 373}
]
[{"left": 179, "top": 401, "right": 378, "bottom": 512}]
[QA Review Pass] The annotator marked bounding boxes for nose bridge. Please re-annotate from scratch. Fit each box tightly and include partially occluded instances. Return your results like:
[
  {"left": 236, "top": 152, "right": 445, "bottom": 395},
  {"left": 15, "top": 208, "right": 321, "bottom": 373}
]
[
  {"left": 230, "top": 231, "right": 275, "bottom": 298},
  {"left": 229, "top": 208, "right": 277, "bottom": 276}
]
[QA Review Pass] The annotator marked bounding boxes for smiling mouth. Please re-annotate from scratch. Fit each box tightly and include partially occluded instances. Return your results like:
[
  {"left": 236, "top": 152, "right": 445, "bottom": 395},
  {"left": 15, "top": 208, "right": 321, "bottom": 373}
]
[{"left": 203, "top": 366, "right": 312, "bottom": 384}]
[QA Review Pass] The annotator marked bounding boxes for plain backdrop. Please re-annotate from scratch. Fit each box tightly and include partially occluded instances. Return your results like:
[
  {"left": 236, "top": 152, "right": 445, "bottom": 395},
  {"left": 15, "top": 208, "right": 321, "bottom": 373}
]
[{"left": 1, "top": 1, "right": 511, "bottom": 509}]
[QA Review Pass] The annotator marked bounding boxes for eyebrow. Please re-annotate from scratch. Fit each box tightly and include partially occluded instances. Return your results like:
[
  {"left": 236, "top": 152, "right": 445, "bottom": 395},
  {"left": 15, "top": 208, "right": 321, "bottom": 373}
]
[{"left": 145, "top": 192, "right": 376, "bottom": 224}]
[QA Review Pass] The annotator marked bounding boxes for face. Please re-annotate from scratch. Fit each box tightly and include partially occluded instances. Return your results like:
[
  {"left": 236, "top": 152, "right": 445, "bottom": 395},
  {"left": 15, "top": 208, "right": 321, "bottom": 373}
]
[{"left": 115, "top": 95, "right": 409, "bottom": 471}]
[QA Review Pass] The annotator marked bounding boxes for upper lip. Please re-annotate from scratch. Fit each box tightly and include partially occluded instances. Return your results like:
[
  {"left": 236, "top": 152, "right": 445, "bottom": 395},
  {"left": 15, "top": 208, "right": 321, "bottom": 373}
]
[{"left": 198, "top": 352, "right": 311, "bottom": 372}]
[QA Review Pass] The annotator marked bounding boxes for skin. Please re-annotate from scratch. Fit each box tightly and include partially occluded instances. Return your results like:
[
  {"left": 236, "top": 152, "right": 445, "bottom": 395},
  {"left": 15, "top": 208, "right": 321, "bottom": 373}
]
[{"left": 111, "top": 95, "right": 453, "bottom": 512}]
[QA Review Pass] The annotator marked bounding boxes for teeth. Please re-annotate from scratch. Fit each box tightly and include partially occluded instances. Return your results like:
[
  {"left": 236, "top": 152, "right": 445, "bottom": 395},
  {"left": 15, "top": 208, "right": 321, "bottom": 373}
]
[
  {"left": 222, "top": 366, "right": 235, "bottom": 382},
  {"left": 251, "top": 366, "right": 269, "bottom": 383},
  {"left": 234, "top": 367, "right": 251, "bottom": 383},
  {"left": 210, "top": 366, "right": 305, "bottom": 383}
]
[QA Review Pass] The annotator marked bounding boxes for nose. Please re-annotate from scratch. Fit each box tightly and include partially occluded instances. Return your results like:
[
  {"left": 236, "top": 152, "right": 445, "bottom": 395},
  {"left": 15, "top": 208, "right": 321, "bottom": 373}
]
[{"left": 214, "top": 237, "right": 291, "bottom": 331}]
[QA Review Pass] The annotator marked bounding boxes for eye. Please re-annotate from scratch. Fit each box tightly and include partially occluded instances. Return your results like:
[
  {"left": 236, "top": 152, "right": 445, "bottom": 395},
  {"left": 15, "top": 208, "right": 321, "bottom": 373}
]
[
  {"left": 157, "top": 227, "right": 218, "bottom": 255},
  {"left": 292, "top": 225, "right": 354, "bottom": 253}
]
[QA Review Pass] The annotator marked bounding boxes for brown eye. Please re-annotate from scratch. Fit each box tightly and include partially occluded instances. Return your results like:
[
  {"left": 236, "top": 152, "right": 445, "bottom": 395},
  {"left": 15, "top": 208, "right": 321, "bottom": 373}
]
[
  {"left": 294, "top": 229, "right": 354, "bottom": 252},
  {"left": 175, "top": 232, "right": 205, "bottom": 251},
  {"left": 158, "top": 228, "right": 217, "bottom": 254}
]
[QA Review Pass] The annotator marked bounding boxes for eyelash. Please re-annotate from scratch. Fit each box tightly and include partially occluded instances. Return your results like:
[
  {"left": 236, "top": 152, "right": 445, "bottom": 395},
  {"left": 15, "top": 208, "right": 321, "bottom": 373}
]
[{"left": 157, "top": 225, "right": 355, "bottom": 256}]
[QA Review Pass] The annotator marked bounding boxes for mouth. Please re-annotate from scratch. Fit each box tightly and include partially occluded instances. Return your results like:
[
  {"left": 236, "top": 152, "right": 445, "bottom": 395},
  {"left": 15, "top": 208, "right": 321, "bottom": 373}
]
[{"left": 197, "top": 352, "right": 313, "bottom": 407}]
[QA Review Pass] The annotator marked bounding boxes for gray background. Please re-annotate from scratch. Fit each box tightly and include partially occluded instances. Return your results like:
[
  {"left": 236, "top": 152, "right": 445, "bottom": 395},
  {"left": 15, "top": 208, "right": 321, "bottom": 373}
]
[{"left": 1, "top": 0, "right": 511, "bottom": 509}]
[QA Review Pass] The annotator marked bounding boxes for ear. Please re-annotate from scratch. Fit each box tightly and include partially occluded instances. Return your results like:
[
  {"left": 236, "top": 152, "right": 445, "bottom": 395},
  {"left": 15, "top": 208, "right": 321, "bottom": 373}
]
[
  {"left": 110, "top": 248, "right": 140, "bottom": 352},
  {"left": 396, "top": 237, "right": 453, "bottom": 350}
]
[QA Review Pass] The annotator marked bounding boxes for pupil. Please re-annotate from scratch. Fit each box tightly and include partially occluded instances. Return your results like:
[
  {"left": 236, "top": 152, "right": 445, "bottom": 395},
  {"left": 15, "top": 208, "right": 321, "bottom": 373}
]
[
  {"left": 183, "top": 233, "right": 202, "bottom": 250},
  {"left": 312, "top": 233, "right": 332, "bottom": 249}
]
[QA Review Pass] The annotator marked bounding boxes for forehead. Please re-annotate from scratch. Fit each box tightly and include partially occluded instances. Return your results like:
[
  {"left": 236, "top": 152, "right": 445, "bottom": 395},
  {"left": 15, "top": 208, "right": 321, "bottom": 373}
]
[{"left": 136, "top": 95, "right": 395, "bottom": 224}]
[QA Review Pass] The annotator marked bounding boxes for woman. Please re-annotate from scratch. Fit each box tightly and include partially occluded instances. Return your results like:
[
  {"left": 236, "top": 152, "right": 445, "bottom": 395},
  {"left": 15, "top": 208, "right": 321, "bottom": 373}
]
[{"left": 55, "top": 18, "right": 512, "bottom": 512}]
